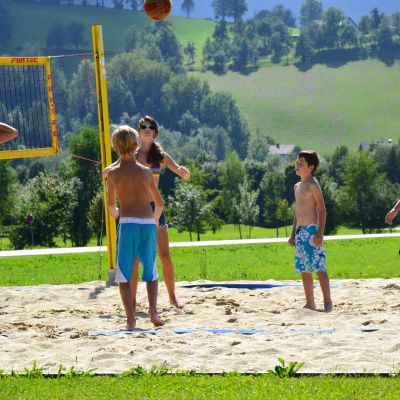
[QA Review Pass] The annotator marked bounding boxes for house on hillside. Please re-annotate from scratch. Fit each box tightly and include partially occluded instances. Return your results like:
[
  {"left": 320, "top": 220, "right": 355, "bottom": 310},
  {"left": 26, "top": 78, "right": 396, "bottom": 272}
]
[{"left": 268, "top": 144, "right": 297, "bottom": 161}]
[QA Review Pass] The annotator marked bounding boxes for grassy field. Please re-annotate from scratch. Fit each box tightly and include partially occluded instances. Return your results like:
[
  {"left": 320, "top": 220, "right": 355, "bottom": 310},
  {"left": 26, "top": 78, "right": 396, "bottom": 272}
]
[
  {"left": 1, "top": 373, "right": 400, "bottom": 399},
  {"left": 0, "top": 237, "right": 398, "bottom": 285},
  {"left": 191, "top": 59, "right": 400, "bottom": 154},
  {"left": 0, "top": 237, "right": 399, "bottom": 394}
]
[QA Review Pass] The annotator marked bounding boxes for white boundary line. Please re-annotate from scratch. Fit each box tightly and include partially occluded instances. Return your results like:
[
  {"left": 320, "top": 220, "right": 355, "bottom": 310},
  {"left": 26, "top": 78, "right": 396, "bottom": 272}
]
[{"left": 0, "top": 233, "right": 399, "bottom": 258}]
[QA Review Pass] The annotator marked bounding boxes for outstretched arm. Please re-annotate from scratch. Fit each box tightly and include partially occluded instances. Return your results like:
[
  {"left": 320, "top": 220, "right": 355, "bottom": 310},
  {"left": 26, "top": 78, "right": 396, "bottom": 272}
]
[
  {"left": 162, "top": 152, "right": 190, "bottom": 181},
  {"left": 0, "top": 123, "right": 18, "bottom": 144},
  {"left": 385, "top": 200, "right": 400, "bottom": 225}
]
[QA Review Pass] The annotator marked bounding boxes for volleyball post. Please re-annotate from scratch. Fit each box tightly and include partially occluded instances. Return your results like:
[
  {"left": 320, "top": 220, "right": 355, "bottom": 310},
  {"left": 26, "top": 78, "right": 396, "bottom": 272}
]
[{"left": 92, "top": 24, "right": 117, "bottom": 281}]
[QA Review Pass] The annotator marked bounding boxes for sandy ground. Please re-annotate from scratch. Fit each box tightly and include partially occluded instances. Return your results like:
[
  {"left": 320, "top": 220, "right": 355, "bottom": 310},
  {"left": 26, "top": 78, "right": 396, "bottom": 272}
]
[{"left": 1, "top": 279, "right": 400, "bottom": 374}]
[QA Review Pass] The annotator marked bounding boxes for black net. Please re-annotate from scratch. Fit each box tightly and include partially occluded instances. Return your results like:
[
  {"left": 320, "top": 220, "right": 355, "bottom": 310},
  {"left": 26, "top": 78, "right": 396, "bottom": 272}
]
[{"left": 0, "top": 64, "right": 53, "bottom": 151}]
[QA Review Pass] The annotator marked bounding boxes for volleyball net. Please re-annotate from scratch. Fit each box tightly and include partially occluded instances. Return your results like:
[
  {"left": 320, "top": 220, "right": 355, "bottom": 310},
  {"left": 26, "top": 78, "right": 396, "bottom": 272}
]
[{"left": 0, "top": 56, "right": 58, "bottom": 159}]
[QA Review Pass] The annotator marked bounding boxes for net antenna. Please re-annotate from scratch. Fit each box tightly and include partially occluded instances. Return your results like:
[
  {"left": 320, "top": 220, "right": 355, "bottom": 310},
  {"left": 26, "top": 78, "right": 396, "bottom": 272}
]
[{"left": 0, "top": 57, "right": 58, "bottom": 159}]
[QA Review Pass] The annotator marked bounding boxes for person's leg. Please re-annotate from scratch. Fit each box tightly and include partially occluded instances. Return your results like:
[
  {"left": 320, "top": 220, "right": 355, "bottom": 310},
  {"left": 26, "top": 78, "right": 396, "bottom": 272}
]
[
  {"left": 317, "top": 271, "right": 333, "bottom": 312},
  {"left": 130, "top": 258, "right": 140, "bottom": 313},
  {"left": 158, "top": 225, "right": 183, "bottom": 308},
  {"left": 118, "top": 282, "right": 135, "bottom": 330},
  {"left": 146, "top": 279, "right": 164, "bottom": 326},
  {"left": 301, "top": 272, "right": 316, "bottom": 310}
]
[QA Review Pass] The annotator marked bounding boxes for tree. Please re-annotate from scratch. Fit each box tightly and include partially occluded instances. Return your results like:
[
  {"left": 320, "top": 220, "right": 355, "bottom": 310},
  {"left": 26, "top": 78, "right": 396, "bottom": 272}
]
[
  {"left": 276, "top": 199, "right": 293, "bottom": 237},
  {"left": 261, "top": 171, "right": 286, "bottom": 236},
  {"left": 212, "top": 0, "right": 230, "bottom": 21},
  {"left": 0, "top": 160, "right": 16, "bottom": 226},
  {"left": 229, "top": 0, "right": 247, "bottom": 22},
  {"left": 219, "top": 151, "right": 247, "bottom": 230},
  {"left": 183, "top": 41, "right": 196, "bottom": 66},
  {"left": 358, "top": 15, "right": 371, "bottom": 35},
  {"left": 233, "top": 177, "right": 259, "bottom": 239},
  {"left": 181, "top": 0, "right": 195, "bottom": 18},
  {"left": 370, "top": 7, "right": 384, "bottom": 31},
  {"left": 337, "top": 151, "right": 385, "bottom": 233},
  {"left": 124, "top": 25, "right": 137, "bottom": 52},
  {"left": 300, "top": 0, "right": 323, "bottom": 27},
  {"left": 169, "top": 180, "right": 217, "bottom": 241},
  {"left": 9, "top": 173, "right": 79, "bottom": 249},
  {"left": 46, "top": 24, "right": 68, "bottom": 49},
  {"left": 321, "top": 7, "right": 346, "bottom": 49},
  {"left": 375, "top": 18, "right": 393, "bottom": 50},
  {"left": 295, "top": 32, "right": 314, "bottom": 64},
  {"left": 66, "top": 21, "right": 87, "bottom": 49},
  {"left": 67, "top": 125, "right": 102, "bottom": 246},
  {"left": 125, "top": 0, "right": 138, "bottom": 10},
  {"left": 0, "top": 0, "right": 13, "bottom": 49}
]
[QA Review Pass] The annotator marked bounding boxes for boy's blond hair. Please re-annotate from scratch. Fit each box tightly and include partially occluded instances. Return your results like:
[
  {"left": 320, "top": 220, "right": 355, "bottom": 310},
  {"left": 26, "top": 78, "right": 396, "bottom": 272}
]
[{"left": 111, "top": 125, "right": 138, "bottom": 156}]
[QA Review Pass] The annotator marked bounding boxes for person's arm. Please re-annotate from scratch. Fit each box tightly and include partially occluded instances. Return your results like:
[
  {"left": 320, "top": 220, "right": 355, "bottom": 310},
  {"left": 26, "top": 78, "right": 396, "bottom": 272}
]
[
  {"left": 0, "top": 123, "right": 18, "bottom": 144},
  {"left": 106, "top": 174, "right": 120, "bottom": 219},
  {"left": 148, "top": 172, "right": 164, "bottom": 226},
  {"left": 288, "top": 215, "right": 297, "bottom": 246},
  {"left": 162, "top": 152, "right": 190, "bottom": 181},
  {"left": 385, "top": 200, "right": 400, "bottom": 225},
  {"left": 312, "top": 182, "right": 326, "bottom": 247},
  {"left": 102, "top": 158, "right": 120, "bottom": 178}
]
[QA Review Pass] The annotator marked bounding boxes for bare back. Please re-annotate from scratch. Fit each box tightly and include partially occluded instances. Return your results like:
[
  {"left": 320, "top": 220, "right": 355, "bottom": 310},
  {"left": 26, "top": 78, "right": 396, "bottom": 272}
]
[
  {"left": 294, "top": 178, "right": 321, "bottom": 226},
  {"left": 108, "top": 159, "right": 154, "bottom": 218}
]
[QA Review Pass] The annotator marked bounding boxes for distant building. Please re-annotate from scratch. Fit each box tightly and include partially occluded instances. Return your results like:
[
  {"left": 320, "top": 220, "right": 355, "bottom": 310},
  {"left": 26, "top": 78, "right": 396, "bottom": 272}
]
[{"left": 268, "top": 144, "right": 296, "bottom": 156}]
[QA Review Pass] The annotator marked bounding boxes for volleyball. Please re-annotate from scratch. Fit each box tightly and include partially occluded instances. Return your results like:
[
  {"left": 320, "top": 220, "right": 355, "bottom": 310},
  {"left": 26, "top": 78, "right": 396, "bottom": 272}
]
[{"left": 144, "top": 0, "right": 172, "bottom": 21}]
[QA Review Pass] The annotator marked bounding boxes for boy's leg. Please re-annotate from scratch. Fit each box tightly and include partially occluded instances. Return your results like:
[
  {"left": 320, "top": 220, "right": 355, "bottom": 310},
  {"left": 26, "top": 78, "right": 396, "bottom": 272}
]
[
  {"left": 118, "top": 282, "right": 136, "bottom": 330},
  {"left": 301, "top": 272, "right": 316, "bottom": 310},
  {"left": 146, "top": 279, "right": 164, "bottom": 326},
  {"left": 130, "top": 257, "right": 140, "bottom": 313},
  {"left": 158, "top": 225, "right": 183, "bottom": 309},
  {"left": 317, "top": 271, "right": 333, "bottom": 312}
]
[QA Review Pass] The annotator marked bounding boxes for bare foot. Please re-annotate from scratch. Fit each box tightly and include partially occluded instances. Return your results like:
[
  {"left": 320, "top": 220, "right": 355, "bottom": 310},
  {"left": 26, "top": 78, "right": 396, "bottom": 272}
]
[
  {"left": 169, "top": 295, "right": 184, "bottom": 309},
  {"left": 324, "top": 302, "right": 333, "bottom": 313},
  {"left": 150, "top": 312, "right": 165, "bottom": 327},
  {"left": 392, "top": 303, "right": 400, "bottom": 309},
  {"left": 303, "top": 303, "right": 316, "bottom": 311},
  {"left": 126, "top": 317, "right": 136, "bottom": 331}
]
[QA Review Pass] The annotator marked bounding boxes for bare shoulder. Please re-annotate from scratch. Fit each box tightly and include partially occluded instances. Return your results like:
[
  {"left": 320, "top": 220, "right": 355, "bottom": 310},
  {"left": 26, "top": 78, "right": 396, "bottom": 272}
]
[
  {"left": 294, "top": 181, "right": 300, "bottom": 190},
  {"left": 310, "top": 177, "right": 323, "bottom": 194}
]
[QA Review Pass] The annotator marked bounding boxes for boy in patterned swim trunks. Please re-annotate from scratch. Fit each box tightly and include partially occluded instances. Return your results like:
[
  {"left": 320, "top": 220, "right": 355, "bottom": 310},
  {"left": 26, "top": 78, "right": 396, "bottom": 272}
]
[
  {"left": 288, "top": 150, "right": 333, "bottom": 312},
  {"left": 106, "top": 125, "right": 164, "bottom": 330}
]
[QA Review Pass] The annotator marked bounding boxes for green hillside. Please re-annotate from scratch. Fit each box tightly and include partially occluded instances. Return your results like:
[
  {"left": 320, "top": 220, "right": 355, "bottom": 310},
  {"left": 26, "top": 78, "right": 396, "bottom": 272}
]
[
  {"left": 193, "top": 60, "right": 400, "bottom": 154},
  {"left": 8, "top": 2, "right": 214, "bottom": 63}
]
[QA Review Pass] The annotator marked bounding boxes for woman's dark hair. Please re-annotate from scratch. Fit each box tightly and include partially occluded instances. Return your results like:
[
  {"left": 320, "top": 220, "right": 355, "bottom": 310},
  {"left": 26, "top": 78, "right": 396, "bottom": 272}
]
[
  {"left": 298, "top": 150, "right": 319, "bottom": 172},
  {"left": 138, "top": 115, "right": 164, "bottom": 164}
]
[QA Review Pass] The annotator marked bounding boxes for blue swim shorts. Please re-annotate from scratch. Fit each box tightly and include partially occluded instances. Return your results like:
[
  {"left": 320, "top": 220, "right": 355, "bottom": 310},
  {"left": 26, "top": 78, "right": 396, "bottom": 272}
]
[
  {"left": 115, "top": 217, "right": 158, "bottom": 283},
  {"left": 294, "top": 224, "right": 326, "bottom": 273}
]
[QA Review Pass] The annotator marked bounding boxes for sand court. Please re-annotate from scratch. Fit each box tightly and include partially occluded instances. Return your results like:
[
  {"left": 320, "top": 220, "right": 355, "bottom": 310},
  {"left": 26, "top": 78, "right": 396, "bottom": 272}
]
[{"left": 1, "top": 279, "right": 400, "bottom": 374}]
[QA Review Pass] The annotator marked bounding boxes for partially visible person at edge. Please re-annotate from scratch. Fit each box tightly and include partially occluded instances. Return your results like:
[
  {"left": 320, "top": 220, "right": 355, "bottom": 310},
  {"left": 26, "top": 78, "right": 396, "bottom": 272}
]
[
  {"left": 0, "top": 122, "right": 18, "bottom": 144},
  {"left": 103, "top": 115, "right": 190, "bottom": 310},
  {"left": 385, "top": 199, "right": 400, "bottom": 309},
  {"left": 106, "top": 125, "right": 164, "bottom": 330}
]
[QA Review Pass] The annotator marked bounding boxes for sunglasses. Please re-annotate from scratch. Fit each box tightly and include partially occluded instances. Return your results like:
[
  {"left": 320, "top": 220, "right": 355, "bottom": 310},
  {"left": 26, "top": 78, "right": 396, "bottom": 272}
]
[{"left": 139, "top": 123, "right": 156, "bottom": 131}]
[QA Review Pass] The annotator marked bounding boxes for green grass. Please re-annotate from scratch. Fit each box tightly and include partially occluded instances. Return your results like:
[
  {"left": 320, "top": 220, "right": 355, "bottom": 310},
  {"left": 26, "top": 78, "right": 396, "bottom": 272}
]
[
  {"left": 191, "top": 59, "right": 400, "bottom": 154},
  {"left": 0, "top": 238, "right": 398, "bottom": 285},
  {"left": 1, "top": 374, "right": 400, "bottom": 399}
]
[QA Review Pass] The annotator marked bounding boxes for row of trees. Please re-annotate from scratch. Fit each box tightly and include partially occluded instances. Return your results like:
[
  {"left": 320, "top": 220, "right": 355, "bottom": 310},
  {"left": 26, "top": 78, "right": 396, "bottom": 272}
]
[
  {"left": 200, "top": 1, "right": 400, "bottom": 72},
  {"left": 1, "top": 132, "right": 398, "bottom": 248}
]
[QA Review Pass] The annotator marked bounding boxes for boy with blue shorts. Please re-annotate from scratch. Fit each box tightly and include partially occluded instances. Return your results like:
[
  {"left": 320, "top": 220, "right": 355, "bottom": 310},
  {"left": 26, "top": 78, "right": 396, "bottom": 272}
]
[
  {"left": 288, "top": 150, "right": 333, "bottom": 312},
  {"left": 107, "top": 125, "right": 164, "bottom": 330}
]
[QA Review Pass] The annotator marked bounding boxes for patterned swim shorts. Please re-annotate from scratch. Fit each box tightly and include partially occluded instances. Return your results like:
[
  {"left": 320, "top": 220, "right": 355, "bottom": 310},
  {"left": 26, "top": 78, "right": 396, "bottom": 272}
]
[{"left": 294, "top": 224, "right": 326, "bottom": 273}]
